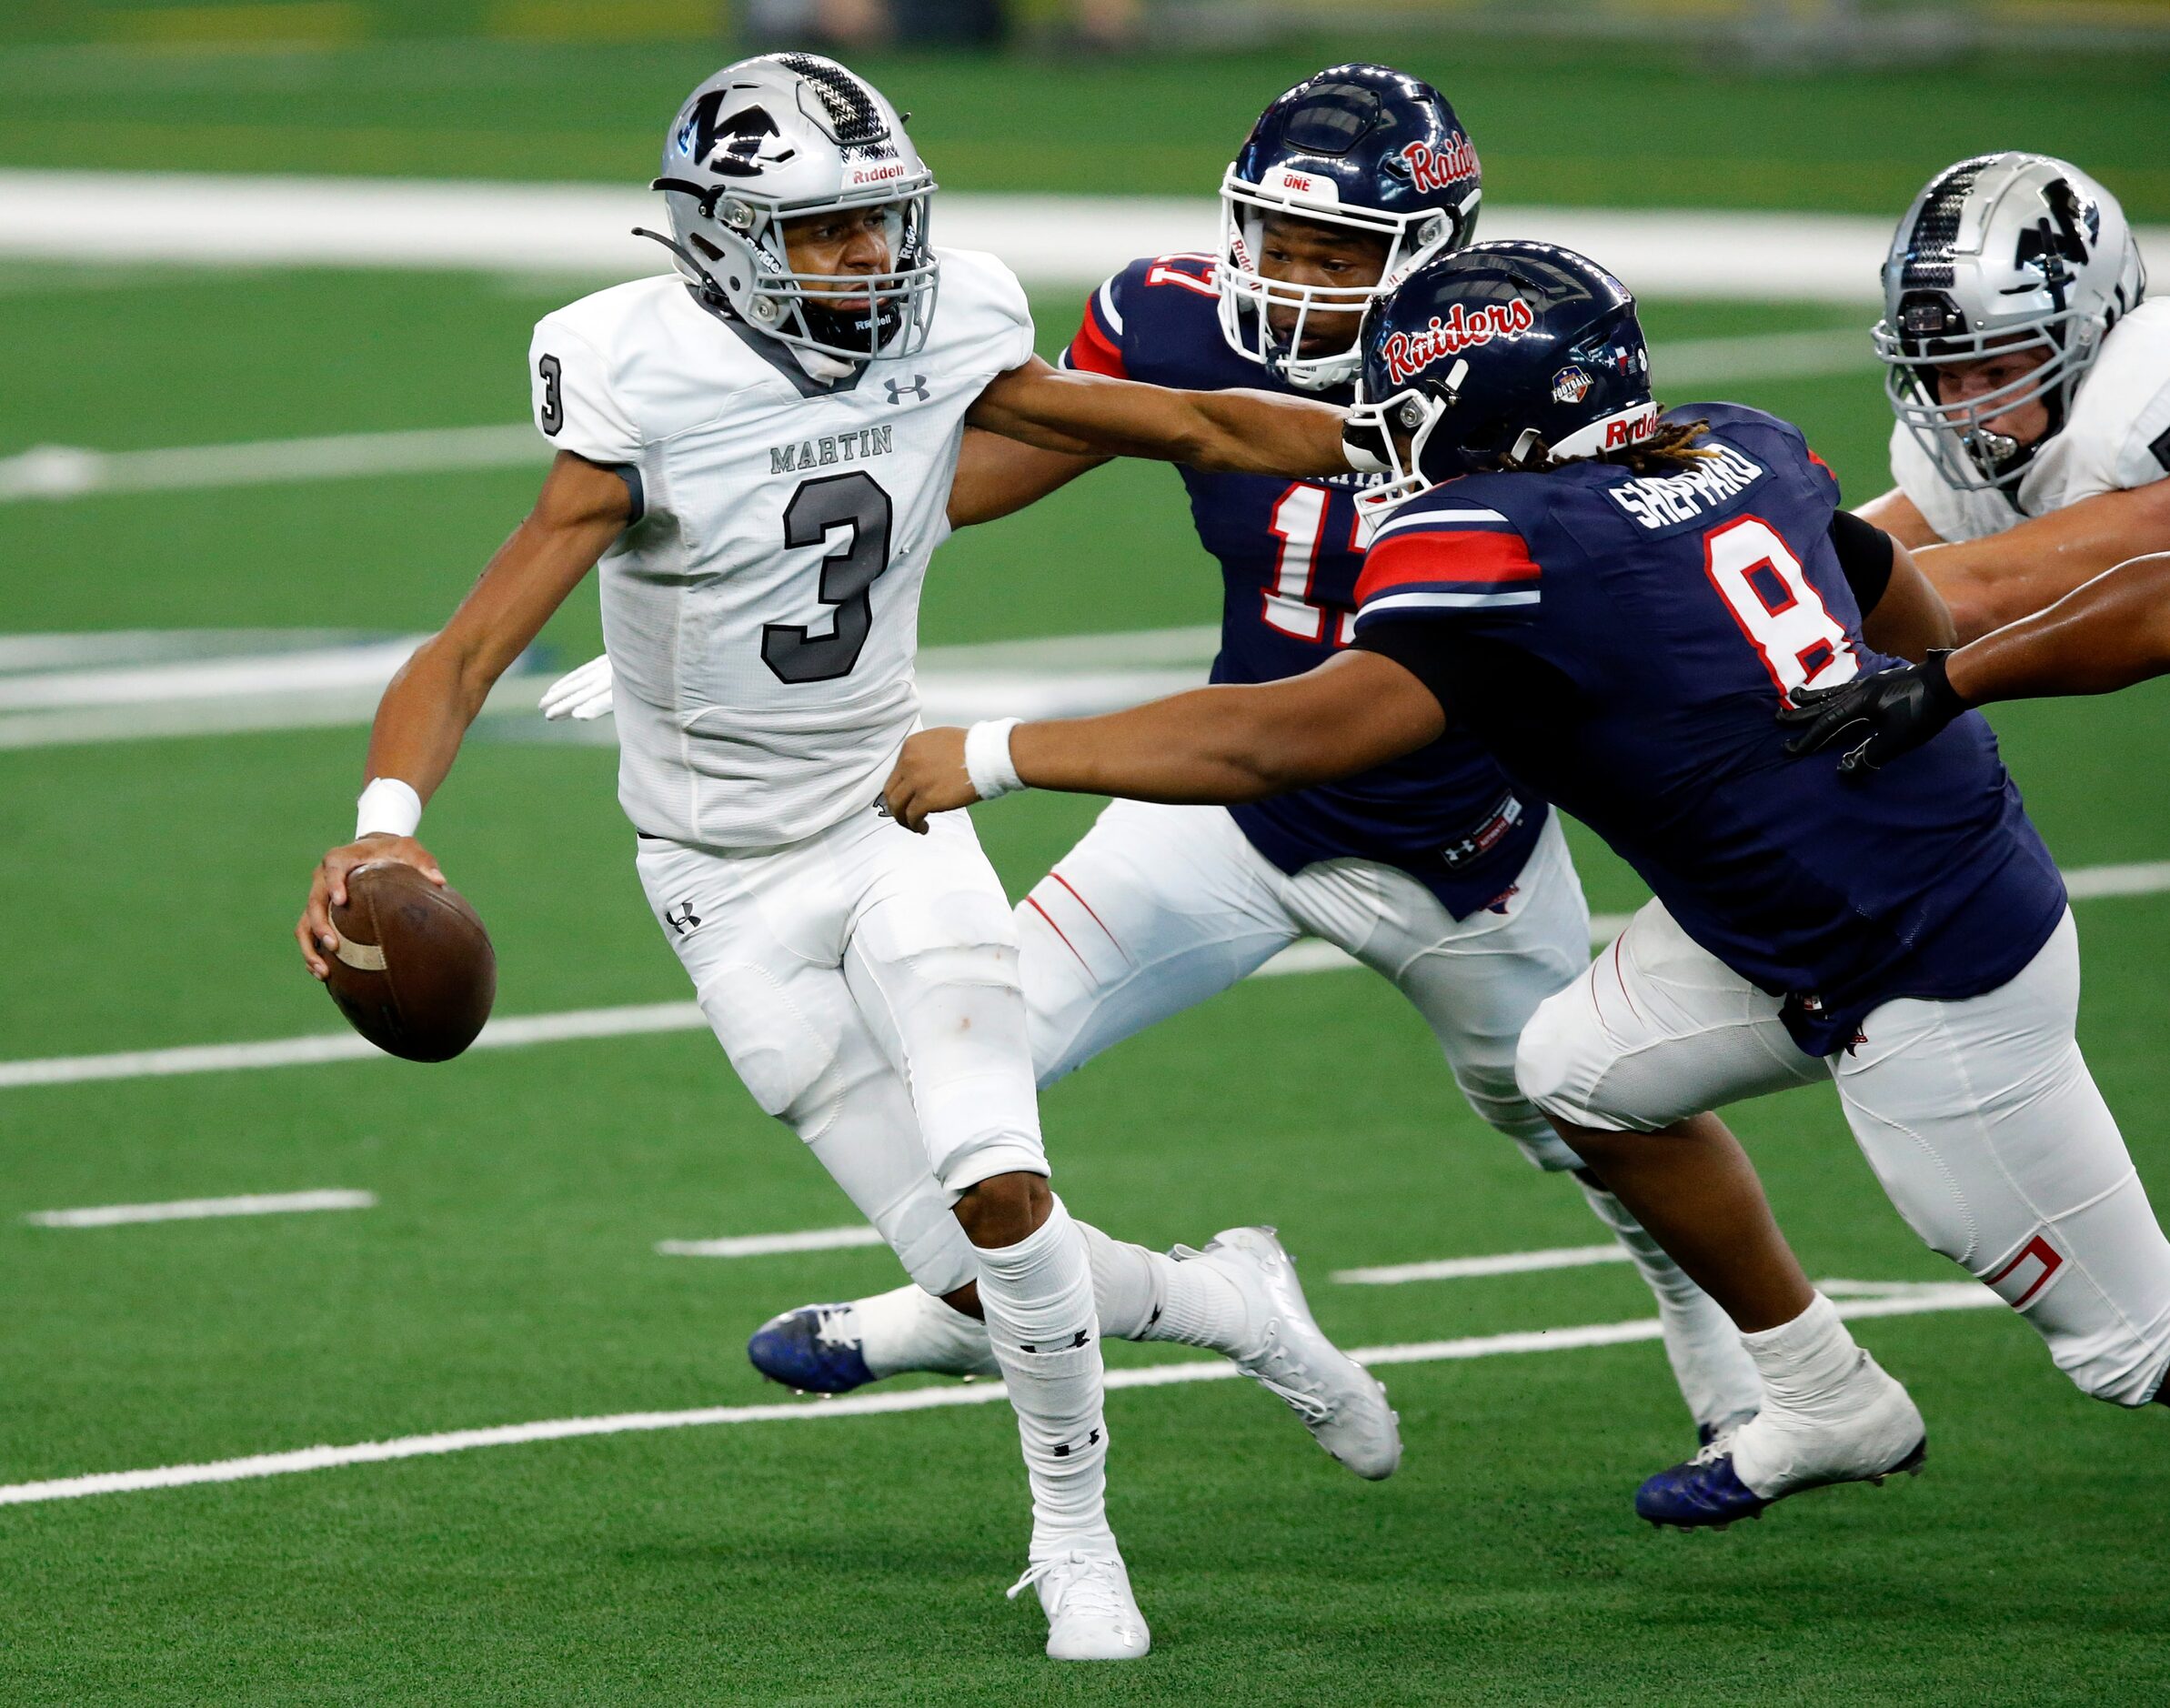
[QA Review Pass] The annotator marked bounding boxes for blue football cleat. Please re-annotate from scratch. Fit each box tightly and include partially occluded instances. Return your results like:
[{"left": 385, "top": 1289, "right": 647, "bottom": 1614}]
[
  {"left": 1638, "top": 1432, "right": 1926, "bottom": 1531},
  {"left": 747, "top": 1303, "right": 876, "bottom": 1394}
]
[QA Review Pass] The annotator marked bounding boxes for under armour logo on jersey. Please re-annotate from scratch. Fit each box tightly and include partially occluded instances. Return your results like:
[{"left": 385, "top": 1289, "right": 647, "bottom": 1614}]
[
  {"left": 884, "top": 375, "right": 929, "bottom": 405},
  {"left": 664, "top": 900, "right": 701, "bottom": 937}
]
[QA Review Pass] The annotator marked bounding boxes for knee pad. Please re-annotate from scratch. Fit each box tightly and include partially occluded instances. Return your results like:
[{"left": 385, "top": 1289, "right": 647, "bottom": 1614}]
[
  {"left": 1514, "top": 979, "right": 1625, "bottom": 1130},
  {"left": 694, "top": 960, "right": 844, "bottom": 1130}
]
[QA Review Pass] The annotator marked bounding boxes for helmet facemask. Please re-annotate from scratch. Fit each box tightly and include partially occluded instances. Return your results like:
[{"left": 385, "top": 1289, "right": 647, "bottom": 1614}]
[
  {"left": 655, "top": 177, "right": 939, "bottom": 365},
  {"left": 1874, "top": 305, "right": 2088, "bottom": 492},
  {"left": 1344, "top": 376, "right": 1460, "bottom": 539},
  {"left": 1218, "top": 176, "right": 1467, "bottom": 391}
]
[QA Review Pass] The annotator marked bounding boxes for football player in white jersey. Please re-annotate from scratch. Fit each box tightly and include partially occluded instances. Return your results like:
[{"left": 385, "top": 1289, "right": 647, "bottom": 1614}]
[
  {"left": 1859, "top": 153, "right": 2170, "bottom": 641},
  {"left": 295, "top": 54, "right": 1401, "bottom": 1663}
]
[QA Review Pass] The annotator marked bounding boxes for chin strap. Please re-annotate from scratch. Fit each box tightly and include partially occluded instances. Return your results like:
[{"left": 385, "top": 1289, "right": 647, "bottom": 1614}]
[{"left": 631, "top": 226, "right": 730, "bottom": 311}]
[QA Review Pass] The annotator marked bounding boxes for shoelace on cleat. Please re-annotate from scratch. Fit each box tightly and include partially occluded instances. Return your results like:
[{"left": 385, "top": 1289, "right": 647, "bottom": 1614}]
[
  {"left": 1240, "top": 1322, "right": 1336, "bottom": 1422},
  {"left": 1006, "top": 1552, "right": 1133, "bottom": 1626},
  {"left": 811, "top": 1305, "right": 857, "bottom": 1350}
]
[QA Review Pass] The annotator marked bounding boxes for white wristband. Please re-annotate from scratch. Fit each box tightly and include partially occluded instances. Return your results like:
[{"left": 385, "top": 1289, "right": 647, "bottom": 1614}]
[
  {"left": 355, "top": 777, "right": 423, "bottom": 841},
  {"left": 962, "top": 718, "right": 1027, "bottom": 802}
]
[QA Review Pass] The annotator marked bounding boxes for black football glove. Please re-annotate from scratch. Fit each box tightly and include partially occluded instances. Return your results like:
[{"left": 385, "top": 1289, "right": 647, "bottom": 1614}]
[{"left": 1776, "top": 650, "right": 1969, "bottom": 777}]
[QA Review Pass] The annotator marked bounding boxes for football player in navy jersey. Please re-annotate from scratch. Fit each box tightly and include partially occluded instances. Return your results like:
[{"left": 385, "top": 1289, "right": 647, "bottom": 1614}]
[
  {"left": 884, "top": 241, "right": 2170, "bottom": 1530},
  {"left": 723, "top": 64, "right": 1766, "bottom": 1447}
]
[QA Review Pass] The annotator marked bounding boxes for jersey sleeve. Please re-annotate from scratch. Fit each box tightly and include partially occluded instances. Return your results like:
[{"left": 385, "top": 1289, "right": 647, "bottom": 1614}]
[
  {"left": 528, "top": 316, "right": 641, "bottom": 465},
  {"left": 1887, "top": 417, "right": 1988, "bottom": 543},
  {"left": 969, "top": 249, "right": 1038, "bottom": 376},
  {"left": 1059, "top": 270, "right": 1130, "bottom": 377},
  {"left": 2058, "top": 303, "right": 2170, "bottom": 499},
  {"left": 1351, "top": 505, "right": 1543, "bottom": 635}
]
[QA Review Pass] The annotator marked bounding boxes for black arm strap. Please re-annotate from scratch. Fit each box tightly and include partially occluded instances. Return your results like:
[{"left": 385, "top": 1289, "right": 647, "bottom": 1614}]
[{"left": 1828, "top": 508, "right": 1895, "bottom": 615}]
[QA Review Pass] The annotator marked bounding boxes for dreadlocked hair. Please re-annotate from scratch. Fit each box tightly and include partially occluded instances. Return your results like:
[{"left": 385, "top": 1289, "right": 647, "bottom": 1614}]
[{"left": 1498, "top": 414, "right": 1718, "bottom": 477}]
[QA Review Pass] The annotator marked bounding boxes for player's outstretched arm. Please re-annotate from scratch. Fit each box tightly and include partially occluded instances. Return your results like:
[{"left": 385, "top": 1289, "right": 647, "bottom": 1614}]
[
  {"left": 946, "top": 427, "right": 1107, "bottom": 529},
  {"left": 297, "top": 451, "right": 631, "bottom": 978},
  {"left": 966, "top": 357, "right": 1351, "bottom": 478},
  {"left": 1856, "top": 539, "right": 1956, "bottom": 662},
  {"left": 1781, "top": 551, "right": 2170, "bottom": 774},
  {"left": 1912, "top": 478, "right": 2170, "bottom": 642},
  {"left": 882, "top": 651, "right": 1444, "bottom": 832},
  {"left": 1944, "top": 550, "right": 2170, "bottom": 701},
  {"left": 1854, "top": 487, "right": 1944, "bottom": 550}
]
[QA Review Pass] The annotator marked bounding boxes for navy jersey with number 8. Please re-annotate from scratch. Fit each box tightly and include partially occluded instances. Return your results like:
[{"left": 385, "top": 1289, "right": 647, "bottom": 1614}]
[{"left": 1351, "top": 401, "right": 2068, "bottom": 1055}]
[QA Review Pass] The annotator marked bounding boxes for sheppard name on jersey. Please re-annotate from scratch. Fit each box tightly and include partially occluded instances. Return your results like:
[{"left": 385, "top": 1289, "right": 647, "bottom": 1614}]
[
  {"left": 1606, "top": 442, "right": 1767, "bottom": 530},
  {"left": 770, "top": 427, "right": 896, "bottom": 475}
]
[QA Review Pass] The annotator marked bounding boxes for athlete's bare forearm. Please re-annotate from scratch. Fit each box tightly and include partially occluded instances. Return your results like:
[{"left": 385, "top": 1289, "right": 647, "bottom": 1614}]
[
  {"left": 881, "top": 652, "right": 1444, "bottom": 831},
  {"left": 1945, "top": 552, "right": 2170, "bottom": 704},
  {"left": 364, "top": 453, "right": 629, "bottom": 799},
  {"left": 1915, "top": 480, "right": 2170, "bottom": 642},
  {"left": 1857, "top": 540, "right": 1956, "bottom": 663},
  {"left": 968, "top": 357, "right": 1351, "bottom": 477},
  {"left": 945, "top": 428, "right": 1107, "bottom": 529}
]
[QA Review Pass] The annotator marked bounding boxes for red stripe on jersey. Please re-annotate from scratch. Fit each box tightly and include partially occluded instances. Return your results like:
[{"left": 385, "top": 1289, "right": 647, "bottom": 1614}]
[
  {"left": 1065, "top": 295, "right": 1127, "bottom": 377},
  {"left": 1356, "top": 528, "right": 1541, "bottom": 603}
]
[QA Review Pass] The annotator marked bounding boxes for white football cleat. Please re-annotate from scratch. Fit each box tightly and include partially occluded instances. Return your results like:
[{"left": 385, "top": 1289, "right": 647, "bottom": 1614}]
[
  {"left": 1731, "top": 1343, "right": 1925, "bottom": 1501},
  {"left": 1008, "top": 1549, "right": 1150, "bottom": 1662},
  {"left": 1184, "top": 1226, "right": 1401, "bottom": 1480}
]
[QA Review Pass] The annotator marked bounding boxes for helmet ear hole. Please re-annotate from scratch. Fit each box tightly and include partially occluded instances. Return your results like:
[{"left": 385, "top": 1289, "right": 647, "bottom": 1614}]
[{"left": 691, "top": 235, "right": 724, "bottom": 262}]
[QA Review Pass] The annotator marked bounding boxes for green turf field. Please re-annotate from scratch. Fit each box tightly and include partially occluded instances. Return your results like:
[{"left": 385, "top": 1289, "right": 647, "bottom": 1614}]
[
  {"left": 9, "top": 15, "right": 2170, "bottom": 1681},
  {"left": 4, "top": 245, "right": 2170, "bottom": 1705}
]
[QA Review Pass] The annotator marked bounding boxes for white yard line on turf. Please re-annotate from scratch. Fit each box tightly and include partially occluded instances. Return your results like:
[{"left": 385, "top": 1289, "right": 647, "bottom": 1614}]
[
  {"left": 1333, "top": 1243, "right": 1633, "bottom": 1286},
  {"left": 5, "top": 173, "right": 2168, "bottom": 301},
  {"left": 23, "top": 1189, "right": 376, "bottom": 1228},
  {"left": 0, "top": 1282, "right": 1994, "bottom": 1509},
  {"left": 2, "top": 861, "right": 2164, "bottom": 1093},
  {"left": 0, "top": 329, "right": 1877, "bottom": 509},
  {"left": 656, "top": 1227, "right": 886, "bottom": 1260}
]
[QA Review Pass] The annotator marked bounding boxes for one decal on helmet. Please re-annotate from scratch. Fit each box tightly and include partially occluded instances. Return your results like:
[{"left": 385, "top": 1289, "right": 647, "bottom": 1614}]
[
  {"left": 1874, "top": 152, "right": 2145, "bottom": 493},
  {"left": 1343, "top": 241, "right": 1656, "bottom": 533},
  {"left": 641, "top": 53, "right": 940, "bottom": 367},
  {"left": 1217, "top": 63, "right": 1483, "bottom": 392}
]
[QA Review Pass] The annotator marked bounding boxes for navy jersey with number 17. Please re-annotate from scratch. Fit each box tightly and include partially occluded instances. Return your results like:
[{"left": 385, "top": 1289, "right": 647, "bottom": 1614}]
[
  {"left": 1351, "top": 401, "right": 2068, "bottom": 1056},
  {"left": 1063, "top": 253, "right": 1545, "bottom": 916}
]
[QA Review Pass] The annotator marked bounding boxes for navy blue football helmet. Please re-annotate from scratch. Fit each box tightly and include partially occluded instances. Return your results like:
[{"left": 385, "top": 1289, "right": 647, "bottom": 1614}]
[
  {"left": 1219, "top": 63, "right": 1482, "bottom": 391},
  {"left": 1345, "top": 240, "right": 1658, "bottom": 531}
]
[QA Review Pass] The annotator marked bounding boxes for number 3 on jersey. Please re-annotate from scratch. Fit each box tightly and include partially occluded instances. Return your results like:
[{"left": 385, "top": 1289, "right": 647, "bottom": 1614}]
[
  {"left": 762, "top": 472, "right": 893, "bottom": 685},
  {"left": 1703, "top": 515, "right": 1858, "bottom": 696}
]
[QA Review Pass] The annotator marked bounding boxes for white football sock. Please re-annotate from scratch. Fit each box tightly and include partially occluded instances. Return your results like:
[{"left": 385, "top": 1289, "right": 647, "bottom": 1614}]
[
  {"left": 853, "top": 1283, "right": 997, "bottom": 1380},
  {"left": 1080, "top": 1221, "right": 1251, "bottom": 1353},
  {"left": 973, "top": 1195, "right": 1114, "bottom": 1557},
  {"left": 1739, "top": 1290, "right": 1866, "bottom": 1413},
  {"left": 1574, "top": 1172, "right": 1764, "bottom": 1431}
]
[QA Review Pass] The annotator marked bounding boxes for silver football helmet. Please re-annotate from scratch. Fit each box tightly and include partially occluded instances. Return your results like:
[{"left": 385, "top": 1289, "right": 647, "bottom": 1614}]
[
  {"left": 643, "top": 54, "right": 939, "bottom": 365},
  {"left": 1874, "top": 152, "right": 2145, "bottom": 492}
]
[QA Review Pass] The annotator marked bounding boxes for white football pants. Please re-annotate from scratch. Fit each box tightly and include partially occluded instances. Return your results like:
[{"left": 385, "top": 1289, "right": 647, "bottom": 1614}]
[
  {"left": 1517, "top": 900, "right": 2170, "bottom": 1406},
  {"left": 638, "top": 806, "right": 1044, "bottom": 1300},
  {"left": 1021, "top": 797, "right": 1592, "bottom": 1169}
]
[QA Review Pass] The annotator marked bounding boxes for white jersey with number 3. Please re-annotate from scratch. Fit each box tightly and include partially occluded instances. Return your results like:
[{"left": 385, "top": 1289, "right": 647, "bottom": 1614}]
[
  {"left": 529, "top": 248, "right": 1033, "bottom": 850},
  {"left": 1891, "top": 296, "right": 2170, "bottom": 543}
]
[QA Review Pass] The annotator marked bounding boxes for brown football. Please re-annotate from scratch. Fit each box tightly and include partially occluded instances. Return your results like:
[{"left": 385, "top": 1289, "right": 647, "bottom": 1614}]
[{"left": 324, "top": 860, "right": 497, "bottom": 1062}]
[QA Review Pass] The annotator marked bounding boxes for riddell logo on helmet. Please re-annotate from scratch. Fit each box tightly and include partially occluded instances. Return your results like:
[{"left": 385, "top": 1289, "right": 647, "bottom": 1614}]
[
  {"left": 1401, "top": 135, "right": 1479, "bottom": 194},
  {"left": 849, "top": 162, "right": 909, "bottom": 186},
  {"left": 1381, "top": 298, "right": 1534, "bottom": 384},
  {"left": 1604, "top": 412, "right": 1658, "bottom": 448}
]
